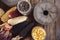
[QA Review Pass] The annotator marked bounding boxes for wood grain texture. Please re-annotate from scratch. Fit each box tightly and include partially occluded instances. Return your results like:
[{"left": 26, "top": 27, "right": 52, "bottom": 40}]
[
  {"left": 44, "top": 0, "right": 56, "bottom": 40},
  {"left": 0, "top": 0, "right": 59, "bottom": 40},
  {"left": 46, "top": 0, "right": 55, "bottom": 3},
  {"left": 55, "top": 0, "right": 60, "bottom": 40},
  {"left": 30, "top": 0, "right": 43, "bottom": 8}
]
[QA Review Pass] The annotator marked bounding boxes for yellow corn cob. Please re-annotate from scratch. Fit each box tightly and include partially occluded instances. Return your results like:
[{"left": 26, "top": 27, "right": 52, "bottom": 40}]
[
  {"left": 1, "top": 6, "right": 16, "bottom": 22},
  {"left": 0, "top": 8, "right": 5, "bottom": 18}
]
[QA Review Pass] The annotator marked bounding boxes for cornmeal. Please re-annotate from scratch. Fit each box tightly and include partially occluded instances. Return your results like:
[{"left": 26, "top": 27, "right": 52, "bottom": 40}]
[{"left": 32, "top": 26, "right": 46, "bottom": 40}]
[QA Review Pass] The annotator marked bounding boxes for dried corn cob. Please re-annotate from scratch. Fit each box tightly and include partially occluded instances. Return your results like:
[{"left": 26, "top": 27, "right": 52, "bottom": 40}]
[
  {"left": 1, "top": 6, "right": 16, "bottom": 22},
  {"left": 8, "top": 16, "right": 28, "bottom": 25},
  {"left": 0, "top": 8, "right": 5, "bottom": 18}
]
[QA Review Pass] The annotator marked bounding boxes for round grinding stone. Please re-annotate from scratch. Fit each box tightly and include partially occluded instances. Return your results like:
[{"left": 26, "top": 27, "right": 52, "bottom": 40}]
[{"left": 34, "top": 2, "right": 57, "bottom": 25}]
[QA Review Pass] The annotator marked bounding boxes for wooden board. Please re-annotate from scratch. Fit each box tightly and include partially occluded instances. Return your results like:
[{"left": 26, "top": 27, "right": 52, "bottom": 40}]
[
  {"left": 55, "top": 0, "right": 60, "bottom": 40},
  {"left": 0, "top": 0, "right": 60, "bottom": 40}
]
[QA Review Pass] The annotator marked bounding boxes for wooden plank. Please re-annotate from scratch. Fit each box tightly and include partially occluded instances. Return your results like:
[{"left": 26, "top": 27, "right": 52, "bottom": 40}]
[
  {"left": 46, "top": 0, "right": 55, "bottom": 3},
  {"left": 56, "top": 17, "right": 60, "bottom": 40},
  {"left": 30, "top": 0, "right": 43, "bottom": 8},
  {"left": 49, "top": 23, "right": 56, "bottom": 40},
  {"left": 55, "top": 0, "right": 60, "bottom": 8},
  {"left": 44, "top": 23, "right": 56, "bottom": 40},
  {"left": 44, "top": 25, "right": 51, "bottom": 40},
  {"left": 55, "top": 0, "right": 60, "bottom": 40}
]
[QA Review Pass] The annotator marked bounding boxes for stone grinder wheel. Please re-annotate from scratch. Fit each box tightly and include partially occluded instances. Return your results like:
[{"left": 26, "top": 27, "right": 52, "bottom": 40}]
[{"left": 34, "top": 2, "right": 57, "bottom": 25}]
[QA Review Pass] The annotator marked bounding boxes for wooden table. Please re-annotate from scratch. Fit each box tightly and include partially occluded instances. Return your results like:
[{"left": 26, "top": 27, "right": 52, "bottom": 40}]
[{"left": 0, "top": 0, "right": 60, "bottom": 40}]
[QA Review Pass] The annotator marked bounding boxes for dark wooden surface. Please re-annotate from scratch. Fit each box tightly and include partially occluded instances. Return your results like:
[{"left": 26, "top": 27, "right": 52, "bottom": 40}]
[{"left": 0, "top": 0, "right": 60, "bottom": 40}]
